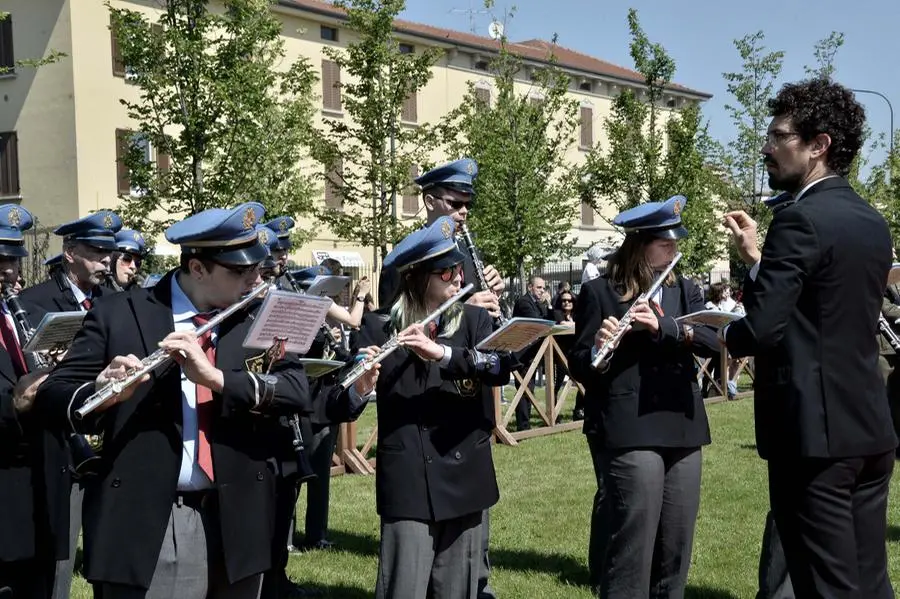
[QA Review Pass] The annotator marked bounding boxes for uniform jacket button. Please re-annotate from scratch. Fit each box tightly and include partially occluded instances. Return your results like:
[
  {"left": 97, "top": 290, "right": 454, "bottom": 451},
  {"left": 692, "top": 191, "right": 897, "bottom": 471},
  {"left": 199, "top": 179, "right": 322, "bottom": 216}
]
[
  {"left": 60, "top": 466, "right": 68, "bottom": 473},
  {"left": 111, "top": 478, "right": 121, "bottom": 488},
  {"left": 425, "top": 456, "right": 433, "bottom": 464},
  {"left": 454, "top": 451, "right": 462, "bottom": 460},
  {"left": 256, "top": 472, "right": 265, "bottom": 481}
]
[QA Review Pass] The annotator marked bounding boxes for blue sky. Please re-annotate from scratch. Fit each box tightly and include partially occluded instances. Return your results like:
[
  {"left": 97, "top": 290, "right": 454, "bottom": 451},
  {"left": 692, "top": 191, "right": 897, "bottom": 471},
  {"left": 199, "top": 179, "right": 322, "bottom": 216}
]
[{"left": 399, "top": 0, "right": 900, "bottom": 169}]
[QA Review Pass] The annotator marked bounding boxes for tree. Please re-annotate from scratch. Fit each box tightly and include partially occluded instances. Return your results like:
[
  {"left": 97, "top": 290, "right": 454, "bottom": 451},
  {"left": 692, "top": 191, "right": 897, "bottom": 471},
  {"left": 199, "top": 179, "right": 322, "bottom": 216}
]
[
  {"left": 580, "top": 9, "right": 725, "bottom": 275},
  {"left": 0, "top": 12, "right": 66, "bottom": 74},
  {"left": 438, "top": 26, "right": 580, "bottom": 291},
  {"left": 309, "top": 0, "right": 442, "bottom": 270},
  {"left": 110, "top": 0, "right": 319, "bottom": 244},
  {"left": 803, "top": 31, "right": 844, "bottom": 80},
  {"left": 721, "top": 31, "right": 785, "bottom": 237}
]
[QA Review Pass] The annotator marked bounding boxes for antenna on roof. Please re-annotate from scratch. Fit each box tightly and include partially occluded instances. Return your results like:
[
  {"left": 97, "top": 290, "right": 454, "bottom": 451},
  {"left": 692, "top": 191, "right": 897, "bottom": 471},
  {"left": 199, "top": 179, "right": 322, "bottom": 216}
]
[
  {"left": 449, "top": 0, "right": 489, "bottom": 34},
  {"left": 488, "top": 21, "right": 504, "bottom": 40}
]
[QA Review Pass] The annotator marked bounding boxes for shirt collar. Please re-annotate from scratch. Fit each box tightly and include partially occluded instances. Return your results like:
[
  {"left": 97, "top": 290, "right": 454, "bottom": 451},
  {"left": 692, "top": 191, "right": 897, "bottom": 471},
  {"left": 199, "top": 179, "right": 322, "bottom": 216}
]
[
  {"left": 66, "top": 276, "right": 89, "bottom": 305},
  {"left": 170, "top": 273, "right": 201, "bottom": 324},
  {"left": 794, "top": 174, "right": 839, "bottom": 202}
]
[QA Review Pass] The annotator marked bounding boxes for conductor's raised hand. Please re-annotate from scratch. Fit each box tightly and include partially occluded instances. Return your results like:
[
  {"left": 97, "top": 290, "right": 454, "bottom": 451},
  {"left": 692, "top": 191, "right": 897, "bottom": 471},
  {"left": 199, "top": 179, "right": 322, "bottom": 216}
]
[
  {"left": 93, "top": 354, "right": 150, "bottom": 411},
  {"left": 158, "top": 331, "right": 224, "bottom": 392},
  {"left": 595, "top": 316, "right": 629, "bottom": 351},
  {"left": 722, "top": 210, "right": 761, "bottom": 266},
  {"left": 397, "top": 324, "right": 444, "bottom": 361}
]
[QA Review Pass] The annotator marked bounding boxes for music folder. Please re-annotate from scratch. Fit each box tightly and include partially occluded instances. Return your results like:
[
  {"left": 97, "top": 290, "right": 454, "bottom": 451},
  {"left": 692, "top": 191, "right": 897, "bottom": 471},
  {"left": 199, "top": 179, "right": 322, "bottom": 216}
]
[
  {"left": 22, "top": 311, "right": 86, "bottom": 353},
  {"left": 475, "top": 317, "right": 557, "bottom": 353},
  {"left": 298, "top": 358, "right": 345, "bottom": 379},
  {"left": 305, "top": 275, "right": 350, "bottom": 298},
  {"left": 675, "top": 310, "right": 743, "bottom": 329},
  {"left": 242, "top": 290, "right": 331, "bottom": 355}
]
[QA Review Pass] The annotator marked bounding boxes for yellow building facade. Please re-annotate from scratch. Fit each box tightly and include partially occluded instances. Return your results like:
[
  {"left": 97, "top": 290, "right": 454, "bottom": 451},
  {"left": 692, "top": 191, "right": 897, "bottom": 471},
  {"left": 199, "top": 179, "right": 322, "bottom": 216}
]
[{"left": 0, "top": 0, "right": 711, "bottom": 273}]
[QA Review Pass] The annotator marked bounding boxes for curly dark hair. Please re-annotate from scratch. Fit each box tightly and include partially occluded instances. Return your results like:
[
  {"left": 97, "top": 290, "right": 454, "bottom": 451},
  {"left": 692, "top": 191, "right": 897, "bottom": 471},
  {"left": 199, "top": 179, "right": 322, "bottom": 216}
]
[{"left": 767, "top": 78, "right": 866, "bottom": 176}]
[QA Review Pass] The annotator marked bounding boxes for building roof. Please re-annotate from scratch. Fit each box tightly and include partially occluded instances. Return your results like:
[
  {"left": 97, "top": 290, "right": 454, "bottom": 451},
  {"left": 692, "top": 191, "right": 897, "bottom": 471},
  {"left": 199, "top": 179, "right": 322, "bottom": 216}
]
[{"left": 278, "top": 0, "right": 712, "bottom": 100}]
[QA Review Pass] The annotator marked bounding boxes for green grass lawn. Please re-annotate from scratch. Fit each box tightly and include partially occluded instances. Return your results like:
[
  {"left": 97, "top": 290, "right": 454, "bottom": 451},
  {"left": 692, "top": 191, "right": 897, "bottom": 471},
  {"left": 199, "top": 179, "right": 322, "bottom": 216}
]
[{"left": 70, "top": 398, "right": 900, "bottom": 598}]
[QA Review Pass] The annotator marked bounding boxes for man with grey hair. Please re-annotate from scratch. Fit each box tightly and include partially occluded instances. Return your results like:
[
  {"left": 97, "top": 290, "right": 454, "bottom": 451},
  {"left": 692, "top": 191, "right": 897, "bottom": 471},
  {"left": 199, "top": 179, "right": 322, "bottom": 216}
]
[{"left": 582, "top": 245, "right": 608, "bottom": 285}]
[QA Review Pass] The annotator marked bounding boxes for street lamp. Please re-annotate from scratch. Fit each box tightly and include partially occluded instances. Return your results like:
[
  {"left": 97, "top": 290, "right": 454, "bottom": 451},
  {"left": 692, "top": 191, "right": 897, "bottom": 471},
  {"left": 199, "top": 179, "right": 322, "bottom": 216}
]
[{"left": 852, "top": 88, "right": 894, "bottom": 157}]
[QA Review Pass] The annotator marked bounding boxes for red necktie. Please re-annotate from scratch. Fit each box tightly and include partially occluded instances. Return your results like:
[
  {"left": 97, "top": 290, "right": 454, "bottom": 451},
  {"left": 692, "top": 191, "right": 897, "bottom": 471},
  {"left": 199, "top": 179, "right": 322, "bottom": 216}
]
[
  {"left": 0, "top": 311, "right": 26, "bottom": 377},
  {"left": 192, "top": 313, "right": 216, "bottom": 482},
  {"left": 81, "top": 298, "right": 93, "bottom": 310}
]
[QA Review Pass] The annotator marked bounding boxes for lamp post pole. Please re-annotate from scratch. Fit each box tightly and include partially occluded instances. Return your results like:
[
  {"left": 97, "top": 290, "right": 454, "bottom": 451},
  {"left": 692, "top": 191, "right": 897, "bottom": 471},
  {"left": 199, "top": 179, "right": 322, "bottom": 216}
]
[{"left": 852, "top": 88, "right": 894, "bottom": 159}]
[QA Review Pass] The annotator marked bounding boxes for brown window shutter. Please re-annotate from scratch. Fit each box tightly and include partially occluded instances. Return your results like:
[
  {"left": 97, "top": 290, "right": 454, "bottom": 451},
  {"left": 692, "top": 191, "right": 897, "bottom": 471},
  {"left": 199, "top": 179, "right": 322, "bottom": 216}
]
[
  {"left": 0, "top": 17, "right": 14, "bottom": 72},
  {"left": 581, "top": 200, "right": 594, "bottom": 227},
  {"left": 322, "top": 60, "right": 342, "bottom": 112},
  {"left": 401, "top": 91, "right": 417, "bottom": 123},
  {"left": 156, "top": 148, "right": 170, "bottom": 194},
  {"left": 324, "top": 159, "right": 343, "bottom": 209},
  {"left": 580, "top": 106, "right": 593, "bottom": 148},
  {"left": 110, "top": 17, "right": 125, "bottom": 77},
  {"left": 115, "top": 129, "right": 132, "bottom": 195},
  {"left": 0, "top": 132, "right": 19, "bottom": 197},
  {"left": 402, "top": 164, "right": 419, "bottom": 214},
  {"left": 475, "top": 87, "right": 490, "bottom": 108}
]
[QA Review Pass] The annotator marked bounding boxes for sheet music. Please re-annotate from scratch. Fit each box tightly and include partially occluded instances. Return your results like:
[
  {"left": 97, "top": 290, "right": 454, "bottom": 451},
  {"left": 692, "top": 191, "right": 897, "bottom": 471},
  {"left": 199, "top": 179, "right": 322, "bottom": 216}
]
[
  {"left": 242, "top": 290, "right": 332, "bottom": 355},
  {"left": 22, "top": 312, "right": 86, "bottom": 353},
  {"left": 298, "top": 358, "right": 345, "bottom": 379},
  {"left": 305, "top": 275, "right": 350, "bottom": 298},
  {"left": 675, "top": 310, "right": 743, "bottom": 329},
  {"left": 475, "top": 317, "right": 556, "bottom": 353}
]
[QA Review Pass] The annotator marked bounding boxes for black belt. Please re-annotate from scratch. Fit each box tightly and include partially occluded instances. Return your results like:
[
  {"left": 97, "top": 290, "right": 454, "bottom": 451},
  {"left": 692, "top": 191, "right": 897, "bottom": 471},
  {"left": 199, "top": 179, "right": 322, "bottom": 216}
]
[{"left": 175, "top": 489, "right": 216, "bottom": 509}]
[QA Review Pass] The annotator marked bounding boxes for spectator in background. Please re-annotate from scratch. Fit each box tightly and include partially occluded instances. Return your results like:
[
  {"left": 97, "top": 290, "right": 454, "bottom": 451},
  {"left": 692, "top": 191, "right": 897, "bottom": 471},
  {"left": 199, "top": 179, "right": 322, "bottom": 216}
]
[{"left": 582, "top": 245, "right": 606, "bottom": 284}]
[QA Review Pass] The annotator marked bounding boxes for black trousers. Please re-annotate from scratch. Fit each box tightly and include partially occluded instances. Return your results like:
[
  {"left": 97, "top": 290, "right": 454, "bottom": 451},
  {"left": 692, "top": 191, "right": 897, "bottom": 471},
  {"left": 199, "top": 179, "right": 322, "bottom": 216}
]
[
  {"left": 756, "top": 510, "right": 794, "bottom": 599},
  {"left": 0, "top": 558, "right": 56, "bottom": 599},
  {"left": 260, "top": 473, "right": 299, "bottom": 599},
  {"left": 768, "top": 451, "right": 894, "bottom": 599}
]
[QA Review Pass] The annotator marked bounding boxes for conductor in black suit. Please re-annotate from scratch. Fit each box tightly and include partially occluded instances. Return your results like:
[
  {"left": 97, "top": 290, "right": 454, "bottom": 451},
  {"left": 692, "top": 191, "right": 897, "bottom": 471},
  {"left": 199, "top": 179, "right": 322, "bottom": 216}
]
[
  {"left": 722, "top": 78, "right": 896, "bottom": 598},
  {"left": 511, "top": 277, "right": 550, "bottom": 430}
]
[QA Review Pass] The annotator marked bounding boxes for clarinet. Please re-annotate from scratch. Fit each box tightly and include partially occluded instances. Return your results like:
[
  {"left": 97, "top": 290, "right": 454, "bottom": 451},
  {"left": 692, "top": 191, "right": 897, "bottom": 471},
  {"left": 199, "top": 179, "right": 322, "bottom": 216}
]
[
  {"left": 1, "top": 284, "right": 102, "bottom": 478},
  {"left": 879, "top": 313, "right": 900, "bottom": 352},
  {"left": 457, "top": 223, "right": 507, "bottom": 327}
]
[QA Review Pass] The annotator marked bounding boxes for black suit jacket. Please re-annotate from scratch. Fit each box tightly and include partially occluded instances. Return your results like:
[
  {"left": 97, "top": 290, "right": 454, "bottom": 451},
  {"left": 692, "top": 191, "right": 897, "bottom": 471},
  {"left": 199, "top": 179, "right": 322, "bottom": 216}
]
[
  {"left": 726, "top": 177, "right": 897, "bottom": 459},
  {"left": 569, "top": 274, "right": 717, "bottom": 448},
  {"left": 354, "top": 304, "right": 513, "bottom": 522},
  {"left": 19, "top": 269, "right": 109, "bottom": 322},
  {"left": 512, "top": 294, "right": 551, "bottom": 365},
  {"left": 35, "top": 270, "right": 318, "bottom": 588},
  {"left": 0, "top": 336, "right": 70, "bottom": 563}
]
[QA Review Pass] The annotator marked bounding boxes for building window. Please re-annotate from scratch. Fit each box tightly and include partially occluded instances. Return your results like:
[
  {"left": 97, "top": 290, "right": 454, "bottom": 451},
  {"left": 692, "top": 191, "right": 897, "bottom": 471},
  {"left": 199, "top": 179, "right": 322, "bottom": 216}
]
[
  {"left": 580, "top": 105, "right": 593, "bottom": 149},
  {"left": 473, "top": 59, "right": 489, "bottom": 71},
  {"left": 402, "top": 164, "right": 419, "bottom": 215},
  {"left": 324, "top": 159, "right": 343, "bottom": 210},
  {"left": 401, "top": 92, "right": 417, "bottom": 123},
  {"left": 581, "top": 200, "right": 595, "bottom": 227},
  {"left": 398, "top": 42, "right": 414, "bottom": 54},
  {"left": 0, "top": 132, "right": 19, "bottom": 198},
  {"left": 322, "top": 59, "right": 342, "bottom": 113},
  {"left": 0, "top": 17, "right": 14, "bottom": 74},
  {"left": 320, "top": 25, "right": 338, "bottom": 42},
  {"left": 475, "top": 85, "right": 491, "bottom": 108},
  {"left": 579, "top": 80, "right": 592, "bottom": 92},
  {"left": 116, "top": 129, "right": 169, "bottom": 196}
]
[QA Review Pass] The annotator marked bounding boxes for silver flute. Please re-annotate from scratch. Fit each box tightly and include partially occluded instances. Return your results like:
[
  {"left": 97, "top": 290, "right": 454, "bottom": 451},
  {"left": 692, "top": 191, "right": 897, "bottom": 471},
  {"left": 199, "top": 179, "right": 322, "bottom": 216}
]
[
  {"left": 591, "top": 252, "right": 683, "bottom": 370},
  {"left": 457, "top": 223, "right": 507, "bottom": 326},
  {"left": 75, "top": 280, "right": 273, "bottom": 419},
  {"left": 879, "top": 313, "right": 900, "bottom": 352},
  {"left": 338, "top": 283, "right": 474, "bottom": 390}
]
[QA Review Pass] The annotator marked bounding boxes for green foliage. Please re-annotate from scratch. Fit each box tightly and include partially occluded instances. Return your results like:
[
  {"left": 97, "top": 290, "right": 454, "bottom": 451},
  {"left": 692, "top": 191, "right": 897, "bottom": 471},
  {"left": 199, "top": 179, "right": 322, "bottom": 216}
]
[
  {"left": 438, "top": 26, "right": 579, "bottom": 288},
  {"left": 0, "top": 11, "right": 67, "bottom": 74},
  {"left": 110, "top": 0, "right": 319, "bottom": 242},
  {"left": 803, "top": 31, "right": 844, "bottom": 80},
  {"left": 580, "top": 9, "right": 724, "bottom": 274},
  {"left": 309, "top": 0, "right": 441, "bottom": 267},
  {"left": 720, "top": 31, "right": 785, "bottom": 237}
]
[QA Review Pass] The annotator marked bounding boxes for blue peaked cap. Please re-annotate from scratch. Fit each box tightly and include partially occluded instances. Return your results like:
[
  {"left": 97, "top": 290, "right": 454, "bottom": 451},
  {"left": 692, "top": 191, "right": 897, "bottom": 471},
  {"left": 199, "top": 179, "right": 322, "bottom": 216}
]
[
  {"left": 115, "top": 229, "right": 147, "bottom": 255},
  {"left": 264, "top": 216, "right": 295, "bottom": 250},
  {"left": 54, "top": 210, "right": 123, "bottom": 251},
  {"left": 383, "top": 216, "right": 465, "bottom": 273},
  {"left": 415, "top": 158, "right": 478, "bottom": 195},
  {"left": 292, "top": 265, "right": 332, "bottom": 282},
  {"left": 44, "top": 253, "right": 63, "bottom": 267},
  {"left": 254, "top": 224, "right": 279, "bottom": 269},
  {"left": 165, "top": 202, "right": 268, "bottom": 266},
  {"left": 0, "top": 204, "right": 34, "bottom": 258},
  {"left": 613, "top": 195, "right": 688, "bottom": 240}
]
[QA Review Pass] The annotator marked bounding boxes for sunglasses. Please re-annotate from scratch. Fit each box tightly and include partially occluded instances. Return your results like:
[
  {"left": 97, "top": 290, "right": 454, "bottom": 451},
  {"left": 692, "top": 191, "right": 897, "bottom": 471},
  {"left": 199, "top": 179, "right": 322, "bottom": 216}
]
[
  {"left": 120, "top": 253, "right": 142, "bottom": 266},
  {"left": 432, "top": 264, "right": 462, "bottom": 282},
  {"left": 429, "top": 194, "right": 473, "bottom": 211},
  {"left": 561, "top": 298, "right": 574, "bottom": 303}
]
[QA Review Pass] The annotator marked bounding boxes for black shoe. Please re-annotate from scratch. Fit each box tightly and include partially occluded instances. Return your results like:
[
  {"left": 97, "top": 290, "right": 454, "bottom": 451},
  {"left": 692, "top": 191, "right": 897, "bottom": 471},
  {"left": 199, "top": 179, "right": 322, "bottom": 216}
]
[{"left": 302, "top": 539, "right": 336, "bottom": 551}]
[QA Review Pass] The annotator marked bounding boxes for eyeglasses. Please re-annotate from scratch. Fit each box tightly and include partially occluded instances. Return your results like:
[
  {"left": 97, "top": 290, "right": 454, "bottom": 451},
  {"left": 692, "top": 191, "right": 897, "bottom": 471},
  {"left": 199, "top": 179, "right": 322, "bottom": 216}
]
[
  {"left": 429, "top": 195, "right": 473, "bottom": 211},
  {"left": 120, "top": 253, "right": 142, "bottom": 267},
  {"left": 214, "top": 262, "right": 260, "bottom": 277},
  {"left": 432, "top": 264, "right": 462, "bottom": 282},
  {"left": 765, "top": 130, "right": 801, "bottom": 146},
  {"left": 561, "top": 298, "right": 574, "bottom": 304}
]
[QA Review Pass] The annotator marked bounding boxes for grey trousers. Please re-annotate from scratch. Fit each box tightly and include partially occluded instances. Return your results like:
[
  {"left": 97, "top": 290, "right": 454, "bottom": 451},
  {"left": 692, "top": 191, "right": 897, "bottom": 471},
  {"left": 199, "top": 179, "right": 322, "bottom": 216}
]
[
  {"left": 302, "top": 423, "right": 337, "bottom": 544},
  {"left": 756, "top": 510, "right": 794, "bottom": 599},
  {"left": 95, "top": 494, "right": 263, "bottom": 599},
  {"left": 51, "top": 479, "right": 84, "bottom": 599},
  {"left": 376, "top": 513, "right": 482, "bottom": 599},
  {"left": 598, "top": 447, "right": 702, "bottom": 599},
  {"left": 477, "top": 509, "right": 496, "bottom": 599}
]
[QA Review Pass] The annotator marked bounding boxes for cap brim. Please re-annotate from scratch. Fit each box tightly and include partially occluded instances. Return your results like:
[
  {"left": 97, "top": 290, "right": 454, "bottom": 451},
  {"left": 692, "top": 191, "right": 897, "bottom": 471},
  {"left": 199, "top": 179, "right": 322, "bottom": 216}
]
[
  {"left": 186, "top": 240, "right": 268, "bottom": 266},
  {"left": 74, "top": 236, "right": 118, "bottom": 251},
  {"left": 273, "top": 238, "right": 291, "bottom": 250},
  {"left": 0, "top": 244, "right": 28, "bottom": 258},
  {"left": 646, "top": 225, "right": 688, "bottom": 240},
  {"left": 422, "top": 246, "right": 466, "bottom": 271}
]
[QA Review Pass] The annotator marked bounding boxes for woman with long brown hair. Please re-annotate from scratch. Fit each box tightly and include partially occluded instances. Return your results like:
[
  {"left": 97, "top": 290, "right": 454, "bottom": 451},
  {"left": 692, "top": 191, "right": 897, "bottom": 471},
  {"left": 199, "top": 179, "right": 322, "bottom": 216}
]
[{"left": 569, "top": 195, "right": 719, "bottom": 598}]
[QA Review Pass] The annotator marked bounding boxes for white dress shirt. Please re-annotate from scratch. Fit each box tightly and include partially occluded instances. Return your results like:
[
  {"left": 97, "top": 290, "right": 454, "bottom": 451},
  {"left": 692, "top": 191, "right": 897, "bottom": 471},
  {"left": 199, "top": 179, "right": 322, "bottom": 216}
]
[
  {"left": 66, "top": 277, "right": 92, "bottom": 310},
  {"left": 170, "top": 275, "right": 216, "bottom": 491}
]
